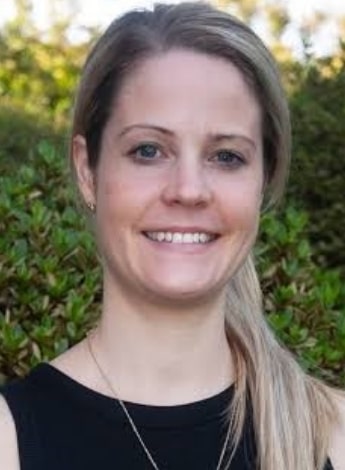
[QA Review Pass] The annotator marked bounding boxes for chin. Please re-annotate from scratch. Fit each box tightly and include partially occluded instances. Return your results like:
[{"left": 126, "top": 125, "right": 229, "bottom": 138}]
[{"left": 141, "top": 276, "right": 224, "bottom": 306}]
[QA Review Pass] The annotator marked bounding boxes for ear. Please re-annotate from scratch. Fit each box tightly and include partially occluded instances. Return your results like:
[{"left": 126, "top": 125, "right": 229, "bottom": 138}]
[{"left": 72, "top": 135, "right": 96, "bottom": 207}]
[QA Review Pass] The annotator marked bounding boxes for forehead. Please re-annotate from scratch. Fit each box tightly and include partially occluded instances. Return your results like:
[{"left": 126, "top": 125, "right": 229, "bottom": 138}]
[{"left": 108, "top": 49, "right": 262, "bottom": 138}]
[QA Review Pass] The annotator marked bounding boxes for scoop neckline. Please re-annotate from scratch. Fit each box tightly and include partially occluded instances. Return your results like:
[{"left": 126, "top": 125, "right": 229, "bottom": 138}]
[{"left": 29, "top": 362, "right": 235, "bottom": 429}]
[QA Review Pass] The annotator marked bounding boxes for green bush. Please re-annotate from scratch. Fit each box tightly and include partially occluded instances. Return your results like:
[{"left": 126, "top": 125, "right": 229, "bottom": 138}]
[
  {"left": 0, "top": 18, "right": 343, "bottom": 273},
  {"left": 1, "top": 142, "right": 344, "bottom": 386},
  {"left": 0, "top": 22, "right": 88, "bottom": 124},
  {"left": 257, "top": 208, "right": 345, "bottom": 386},
  {"left": 0, "top": 141, "right": 101, "bottom": 383},
  {"left": 0, "top": 104, "right": 66, "bottom": 174},
  {"left": 288, "top": 47, "right": 345, "bottom": 272}
]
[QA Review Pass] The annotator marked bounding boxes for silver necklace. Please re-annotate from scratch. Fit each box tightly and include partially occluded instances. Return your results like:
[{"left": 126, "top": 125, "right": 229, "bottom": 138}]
[{"left": 86, "top": 331, "right": 232, "bottom": 470}]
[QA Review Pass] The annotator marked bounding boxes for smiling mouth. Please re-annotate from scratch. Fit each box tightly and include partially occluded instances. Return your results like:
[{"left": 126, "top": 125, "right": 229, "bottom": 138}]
[{"left": 143, "top": 231, "right": 219, "bottom": 244}]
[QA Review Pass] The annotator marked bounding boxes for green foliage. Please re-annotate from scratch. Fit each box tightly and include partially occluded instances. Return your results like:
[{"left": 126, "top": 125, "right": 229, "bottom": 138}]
[
  {"left": 0, "top": 142, "right": 101, "bottom": 382},
  {"left": 0, "top": 104, "right": 65, "bottom": 173},
  {"left": 0, "top": 2, "right": 93, "bottom": 175},
  {"left": 0, "top": 5, "right": 92, "bottom": 125},
  {"left": 288, "top": 46, "right": 345, "bottom": 271},
  {"left": 0, "top": 0, "right": 343, "bottom": 276},
  {"left": 0, "top": 1, "right": 344, "bottom": 387},
  {"left": 257, "top": 207, "right": 345, "bottom": 386},
  {"left": 1, "top": 142, "right": 344, "bottom": 387}
]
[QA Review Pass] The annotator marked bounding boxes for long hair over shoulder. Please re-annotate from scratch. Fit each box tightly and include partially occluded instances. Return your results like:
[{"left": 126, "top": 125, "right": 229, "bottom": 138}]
[{"left": 70, "top": 3, "right": 342, "bottom": 469}]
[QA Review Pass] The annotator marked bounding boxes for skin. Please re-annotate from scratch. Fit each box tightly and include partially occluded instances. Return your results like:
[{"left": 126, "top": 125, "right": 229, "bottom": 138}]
[
  {"left": 1, "top": 49, "right": 344, "bottom": 469},
  {"left": 69, "top": 49, "right": 264, "bottom": 404},
  {"left": 80, "top": 50, "right": 264, "bottom": 307}
]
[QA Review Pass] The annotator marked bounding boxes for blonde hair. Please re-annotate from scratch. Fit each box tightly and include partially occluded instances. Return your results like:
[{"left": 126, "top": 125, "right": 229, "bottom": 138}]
[
  {"left": 226, "top": 255, "right": 339, "bottom": 469},
  {"left": 71, "top": 3, "right": 341, "bottom": 469}
]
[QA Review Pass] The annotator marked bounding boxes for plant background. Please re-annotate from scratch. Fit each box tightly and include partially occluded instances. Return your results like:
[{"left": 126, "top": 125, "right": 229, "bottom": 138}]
[{"left": 0, "top": 0, "right": 344, "bottom": 386}]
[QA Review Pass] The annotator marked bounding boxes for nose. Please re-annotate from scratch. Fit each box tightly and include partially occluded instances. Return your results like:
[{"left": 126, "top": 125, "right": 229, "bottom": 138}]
[{"left": 161, "top": 155, "right": 213, "bottom": 207}]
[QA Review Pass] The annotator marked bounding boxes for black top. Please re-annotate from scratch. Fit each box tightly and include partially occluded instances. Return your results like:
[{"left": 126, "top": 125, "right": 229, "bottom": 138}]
[{"left": 1, "top": 363, "right": 334, "bottom": 470}]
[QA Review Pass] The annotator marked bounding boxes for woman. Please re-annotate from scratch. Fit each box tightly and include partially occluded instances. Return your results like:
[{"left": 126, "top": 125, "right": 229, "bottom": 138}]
[{"left": 1, "top": 2, "right": 344, "bottom": 469}]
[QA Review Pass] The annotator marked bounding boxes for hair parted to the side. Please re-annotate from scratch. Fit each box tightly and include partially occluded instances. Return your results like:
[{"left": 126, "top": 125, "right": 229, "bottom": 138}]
[{"left": 70, "top": 3, "right": 341, "bottom": 469}]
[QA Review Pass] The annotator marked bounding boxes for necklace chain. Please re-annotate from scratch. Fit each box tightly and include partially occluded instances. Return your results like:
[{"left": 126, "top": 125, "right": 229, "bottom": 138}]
[{"left": 86, "top": 331, "right": 231, "bottom": 470}]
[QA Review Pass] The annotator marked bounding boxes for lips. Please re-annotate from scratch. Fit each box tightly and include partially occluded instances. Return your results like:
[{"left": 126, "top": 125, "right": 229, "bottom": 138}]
[{"left": 143, "top": 230, "right": 219, "bottom": 244}]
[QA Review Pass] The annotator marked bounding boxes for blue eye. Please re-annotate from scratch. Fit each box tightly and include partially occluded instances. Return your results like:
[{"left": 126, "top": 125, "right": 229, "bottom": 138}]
[
  {"left": 133, "top": 144, "right": 159, "bottom": 160},
  {"left": 214, "top": 150, "right": 244, "bottom": 168}
]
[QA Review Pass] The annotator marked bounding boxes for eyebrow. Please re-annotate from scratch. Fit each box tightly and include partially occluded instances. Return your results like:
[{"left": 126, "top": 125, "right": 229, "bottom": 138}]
[
  {"left": 209, "top": 133, "right": 257, "bottom": 150},
  {"left": 118, "top": 124, "right": 257, "bottom": 149},
  {"left": 118, "top": 124, "right": 174, "bottom": 138}
]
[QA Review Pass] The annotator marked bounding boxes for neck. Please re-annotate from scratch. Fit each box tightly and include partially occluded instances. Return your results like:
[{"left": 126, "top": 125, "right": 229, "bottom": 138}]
[{"left": 91, "top": 275, "right": 235, "bottom": 405}]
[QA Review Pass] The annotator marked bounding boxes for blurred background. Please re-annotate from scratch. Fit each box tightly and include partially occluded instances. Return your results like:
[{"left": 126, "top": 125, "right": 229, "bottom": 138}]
[{"left": 0, "top": 0, "right": 344, "bottom": 386}]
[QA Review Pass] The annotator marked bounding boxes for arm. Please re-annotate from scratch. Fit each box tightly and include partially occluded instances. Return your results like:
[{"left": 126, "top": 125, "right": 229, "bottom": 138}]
[
  {"left": 0, "top": 395, "right": 20, "bottom": 470},
  {"left": 329, "top": 393, "right": 345, "bottom": 470}
]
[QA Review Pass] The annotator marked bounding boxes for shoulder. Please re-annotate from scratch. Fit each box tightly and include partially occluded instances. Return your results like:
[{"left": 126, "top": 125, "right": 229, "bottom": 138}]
[
  {"left": 328, "top": 391, "right": 345, "bottom": 470},
  {"left": 0, "top": 394, "right": 20, "bottom": 470}
]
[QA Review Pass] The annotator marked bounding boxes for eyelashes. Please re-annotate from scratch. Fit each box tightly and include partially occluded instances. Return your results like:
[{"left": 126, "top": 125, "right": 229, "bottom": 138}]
[
  {"left": 129, "top": 143, "right": 162, "bottom": 162},
  {"left": 127, "top": 142, "right": 247, "bottom": 169},
  {"left": 211, "top": 149, "right": 246, "bottom": 168}
]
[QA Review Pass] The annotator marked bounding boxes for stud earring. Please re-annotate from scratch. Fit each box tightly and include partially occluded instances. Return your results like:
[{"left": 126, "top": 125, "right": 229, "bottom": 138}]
[{"left": 87, "top": 201, "right": 96, "bottom": 212}]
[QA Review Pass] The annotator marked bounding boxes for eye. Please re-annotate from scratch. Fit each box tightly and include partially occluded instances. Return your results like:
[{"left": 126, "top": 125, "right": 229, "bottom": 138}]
[
  {"left": 212, "top": 149, "right": 245, "bottom": 168},
  {"left": 131, "top": 143, "right": 161, "bottom": 161}
]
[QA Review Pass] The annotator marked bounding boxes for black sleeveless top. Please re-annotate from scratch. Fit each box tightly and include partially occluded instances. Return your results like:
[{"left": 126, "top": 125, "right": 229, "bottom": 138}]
[{"left": 1, "top": 364, "right": 334, "bottom": 470}]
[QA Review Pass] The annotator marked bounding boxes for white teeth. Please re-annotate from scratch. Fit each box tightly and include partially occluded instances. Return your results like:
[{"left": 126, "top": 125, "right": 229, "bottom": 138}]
[
  {"left": 172, "top": 233, "right": 183, "bottom": 243},
  {"left": 145, "top": 231, "right": 215, "bottom": 244},
  {"left": 199, "top": 233, "right": 208, "bottom": 243},
  {"left": 183, "top": 233, "right": 194, "bottom": 244}
]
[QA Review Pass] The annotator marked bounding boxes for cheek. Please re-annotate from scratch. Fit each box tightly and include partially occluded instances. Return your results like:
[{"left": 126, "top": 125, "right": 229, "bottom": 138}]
[
  {"left": 97, "top": 154, "right": 159, "bottom": 200},
  {"left": 217, "top": 176, "right": 263, "bottom": 232},
  {"left": 95, "top": 162, "right": 159, "bottom": 234}
]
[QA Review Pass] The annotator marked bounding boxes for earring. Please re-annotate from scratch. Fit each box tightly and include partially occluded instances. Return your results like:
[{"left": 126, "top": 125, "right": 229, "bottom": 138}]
[{"left": 87, "top": 201, "right": 96, "bottom": 212}]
